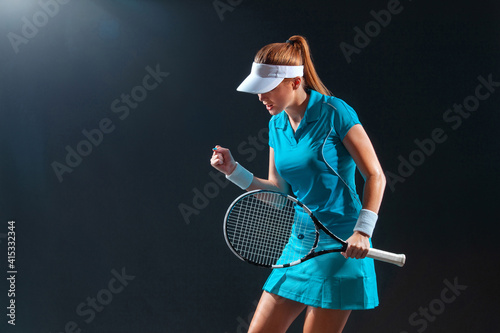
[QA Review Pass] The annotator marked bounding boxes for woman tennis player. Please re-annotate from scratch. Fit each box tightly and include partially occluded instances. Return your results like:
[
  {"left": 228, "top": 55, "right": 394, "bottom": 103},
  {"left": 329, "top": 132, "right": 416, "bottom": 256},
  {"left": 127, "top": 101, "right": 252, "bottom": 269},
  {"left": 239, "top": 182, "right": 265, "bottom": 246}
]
[{"left": 210, "top": 35, "right": 386, "bottom": 333}]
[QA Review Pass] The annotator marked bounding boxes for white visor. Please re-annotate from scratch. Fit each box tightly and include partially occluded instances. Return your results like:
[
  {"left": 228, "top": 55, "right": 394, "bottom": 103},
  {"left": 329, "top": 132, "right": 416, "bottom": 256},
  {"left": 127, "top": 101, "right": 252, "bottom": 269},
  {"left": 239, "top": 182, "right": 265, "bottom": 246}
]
[{"left": 237, "top": 62, "right": 304, "bottom": 94}]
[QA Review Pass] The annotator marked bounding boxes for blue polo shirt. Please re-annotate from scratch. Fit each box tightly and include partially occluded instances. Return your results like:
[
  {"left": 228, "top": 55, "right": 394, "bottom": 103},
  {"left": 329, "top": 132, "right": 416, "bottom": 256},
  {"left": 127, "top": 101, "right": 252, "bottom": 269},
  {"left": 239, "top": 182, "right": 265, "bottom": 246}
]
[
  {"left": 269, "top": 90, "right": 362, "bottom": 229},
  {"left": 265, "top": 90, "right": 379, "bottom": 310}
]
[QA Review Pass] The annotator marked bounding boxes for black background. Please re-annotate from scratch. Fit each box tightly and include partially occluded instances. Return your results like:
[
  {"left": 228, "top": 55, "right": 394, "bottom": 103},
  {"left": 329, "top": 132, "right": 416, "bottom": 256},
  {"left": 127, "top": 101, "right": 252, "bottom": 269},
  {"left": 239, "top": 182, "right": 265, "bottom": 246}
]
[{"left": 1, "top": 0, "right": 499, "bottom": 332}]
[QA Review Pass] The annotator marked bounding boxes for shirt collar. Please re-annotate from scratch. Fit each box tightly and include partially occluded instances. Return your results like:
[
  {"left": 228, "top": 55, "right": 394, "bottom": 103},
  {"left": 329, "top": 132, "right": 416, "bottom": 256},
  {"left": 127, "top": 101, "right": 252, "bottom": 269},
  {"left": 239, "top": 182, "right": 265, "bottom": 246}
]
[{"left": 273, "top": 90, "right": 323, "bottom": 129}]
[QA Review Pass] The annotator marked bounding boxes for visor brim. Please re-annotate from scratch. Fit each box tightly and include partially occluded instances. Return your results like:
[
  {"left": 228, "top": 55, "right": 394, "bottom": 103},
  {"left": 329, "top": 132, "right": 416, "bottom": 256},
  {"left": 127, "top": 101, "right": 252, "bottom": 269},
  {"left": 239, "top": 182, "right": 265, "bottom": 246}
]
[{"left": 236, "top": 74, "right": 284, "bottom": 94}]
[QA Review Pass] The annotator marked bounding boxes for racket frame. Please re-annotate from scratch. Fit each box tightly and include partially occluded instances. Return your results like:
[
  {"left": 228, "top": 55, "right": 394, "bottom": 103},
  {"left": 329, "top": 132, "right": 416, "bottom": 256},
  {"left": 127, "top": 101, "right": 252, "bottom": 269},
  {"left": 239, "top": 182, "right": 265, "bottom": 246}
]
[{"left": 224, "top": 190, "right": 406, "bottom": 268}]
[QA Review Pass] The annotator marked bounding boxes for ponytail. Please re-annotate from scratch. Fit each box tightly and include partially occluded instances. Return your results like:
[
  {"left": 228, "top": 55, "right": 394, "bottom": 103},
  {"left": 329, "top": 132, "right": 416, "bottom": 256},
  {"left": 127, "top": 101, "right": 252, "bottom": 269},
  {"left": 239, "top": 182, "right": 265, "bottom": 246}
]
[{"left": 254, "top": 35, "right": 333, "bottom": 96}]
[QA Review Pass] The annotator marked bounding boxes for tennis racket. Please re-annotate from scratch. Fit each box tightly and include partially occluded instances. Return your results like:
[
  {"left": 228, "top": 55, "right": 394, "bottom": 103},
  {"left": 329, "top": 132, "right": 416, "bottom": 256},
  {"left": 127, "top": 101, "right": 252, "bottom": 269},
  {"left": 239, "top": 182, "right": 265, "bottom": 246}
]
[{"left": 224, "top": 190, "right": 406, "bottom": 267}]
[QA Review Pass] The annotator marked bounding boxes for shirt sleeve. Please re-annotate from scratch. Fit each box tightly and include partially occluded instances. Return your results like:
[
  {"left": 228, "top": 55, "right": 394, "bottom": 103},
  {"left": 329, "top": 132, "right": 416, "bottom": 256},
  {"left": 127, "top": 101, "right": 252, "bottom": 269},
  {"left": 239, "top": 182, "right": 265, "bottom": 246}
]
[
  {"left": 331, "top": 98, "right": 361, "bottom": 140},
  {"left": 268, "top": 118, "right": 276, "bottom": 148}
]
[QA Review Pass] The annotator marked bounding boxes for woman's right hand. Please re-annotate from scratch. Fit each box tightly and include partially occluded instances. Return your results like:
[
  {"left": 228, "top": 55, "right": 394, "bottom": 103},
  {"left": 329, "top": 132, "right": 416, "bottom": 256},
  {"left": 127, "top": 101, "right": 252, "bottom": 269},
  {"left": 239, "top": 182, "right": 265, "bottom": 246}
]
[{"left": 210, "top": 145, "right": 237, "bottom": 176}]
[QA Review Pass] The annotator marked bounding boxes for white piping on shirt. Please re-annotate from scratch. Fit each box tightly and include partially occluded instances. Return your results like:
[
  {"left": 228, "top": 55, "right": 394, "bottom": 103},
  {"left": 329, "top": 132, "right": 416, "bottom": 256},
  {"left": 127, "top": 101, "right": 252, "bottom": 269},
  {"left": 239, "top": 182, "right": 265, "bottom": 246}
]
[{"left": 320, "top": 102, "right": 362, "bottom": 206}]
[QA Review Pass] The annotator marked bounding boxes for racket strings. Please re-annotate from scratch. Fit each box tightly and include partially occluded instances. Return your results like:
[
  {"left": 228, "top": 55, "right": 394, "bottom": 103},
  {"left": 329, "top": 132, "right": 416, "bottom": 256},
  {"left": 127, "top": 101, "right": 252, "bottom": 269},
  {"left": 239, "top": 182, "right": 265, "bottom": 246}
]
[
  {"left": 225, "top": 192, "right": 317, "bottom": 267},
  {"left": 227, "top": 193, "right": 291, "bottom": 265}
]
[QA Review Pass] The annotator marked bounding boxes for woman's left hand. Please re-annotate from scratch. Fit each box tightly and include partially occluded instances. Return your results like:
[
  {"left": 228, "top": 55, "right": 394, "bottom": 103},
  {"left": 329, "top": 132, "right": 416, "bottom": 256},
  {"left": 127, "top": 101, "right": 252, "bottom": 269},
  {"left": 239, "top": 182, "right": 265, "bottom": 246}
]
[{"left": 341, "top": 231, "right": 370, "bottom": 259}]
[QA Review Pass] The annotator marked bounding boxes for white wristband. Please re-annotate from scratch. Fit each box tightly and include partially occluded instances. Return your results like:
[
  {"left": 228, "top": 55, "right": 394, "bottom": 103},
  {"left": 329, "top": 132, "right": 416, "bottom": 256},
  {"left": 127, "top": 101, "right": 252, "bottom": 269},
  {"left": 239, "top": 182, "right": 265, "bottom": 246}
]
[
  {"left": 354, "top": 209, "right": 378, "bottom": 238},
  {"left": 226, "top": 162, "right": 253, "bottom": 190}
]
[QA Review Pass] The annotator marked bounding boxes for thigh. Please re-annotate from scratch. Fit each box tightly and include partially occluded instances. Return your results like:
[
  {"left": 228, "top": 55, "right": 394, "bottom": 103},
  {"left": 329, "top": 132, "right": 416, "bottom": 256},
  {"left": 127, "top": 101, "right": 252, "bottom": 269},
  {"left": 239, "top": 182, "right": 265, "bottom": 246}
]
[
  {"left": 303, "top": 306, "right": 351, "bottom": 333},
  {"left": 248, "top": 291, "right": 306, "bottom": 333}
]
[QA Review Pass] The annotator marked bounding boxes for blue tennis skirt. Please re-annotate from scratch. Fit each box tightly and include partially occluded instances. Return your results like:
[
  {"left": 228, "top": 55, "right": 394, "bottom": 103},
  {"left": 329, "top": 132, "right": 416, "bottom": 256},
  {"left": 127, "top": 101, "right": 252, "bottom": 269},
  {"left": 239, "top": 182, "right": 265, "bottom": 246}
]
[{"left": 262, "top": 221, "right": 378, "bottom": 310}]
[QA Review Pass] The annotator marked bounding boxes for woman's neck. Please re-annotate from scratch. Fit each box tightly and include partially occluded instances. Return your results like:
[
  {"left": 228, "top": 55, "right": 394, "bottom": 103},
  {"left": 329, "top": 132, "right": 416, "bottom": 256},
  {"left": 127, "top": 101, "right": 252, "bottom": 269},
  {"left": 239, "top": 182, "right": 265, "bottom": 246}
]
[{"left": 285, "top": 89, "right": 310, "bottom": 129}]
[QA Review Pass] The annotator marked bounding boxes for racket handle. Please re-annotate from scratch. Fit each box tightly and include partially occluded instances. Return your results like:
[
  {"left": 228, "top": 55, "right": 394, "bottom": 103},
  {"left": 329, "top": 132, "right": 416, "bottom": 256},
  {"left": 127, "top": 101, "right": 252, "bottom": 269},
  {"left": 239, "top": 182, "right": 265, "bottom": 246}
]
[{"left": 367, "top": 248, "right": 406, "bottom": 267}]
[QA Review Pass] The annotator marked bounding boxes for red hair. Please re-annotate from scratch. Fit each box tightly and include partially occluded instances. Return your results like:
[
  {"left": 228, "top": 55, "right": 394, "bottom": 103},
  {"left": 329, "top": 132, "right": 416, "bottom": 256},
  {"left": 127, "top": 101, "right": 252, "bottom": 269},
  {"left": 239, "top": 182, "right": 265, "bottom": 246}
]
[{"left": 253, "top": 35, "right": 332, "bottom": 96}]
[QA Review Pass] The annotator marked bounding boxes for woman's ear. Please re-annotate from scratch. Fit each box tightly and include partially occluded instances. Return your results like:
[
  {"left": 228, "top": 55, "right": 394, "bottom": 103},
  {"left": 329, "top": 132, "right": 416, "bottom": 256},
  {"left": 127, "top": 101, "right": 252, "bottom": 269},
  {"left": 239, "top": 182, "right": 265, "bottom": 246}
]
[{"left": 292, "top": 77, "right": 302, "bottom": 90}]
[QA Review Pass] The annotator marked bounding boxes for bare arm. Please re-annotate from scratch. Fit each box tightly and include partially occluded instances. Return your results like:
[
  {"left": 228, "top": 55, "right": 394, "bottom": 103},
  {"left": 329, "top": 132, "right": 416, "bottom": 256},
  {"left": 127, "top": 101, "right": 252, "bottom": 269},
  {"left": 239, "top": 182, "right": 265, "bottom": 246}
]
[
  {"left": 210, "top": 146, "right": 289, "bottom": 193},
  {"left": 341, "top": 124, "right": 386, "bottom": 258},
  {"left": 343, "top": 124, "right": 386, "bottom": 214},
  {"left": 246, "top": 147, "right": 289, "bottom": 192}
]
